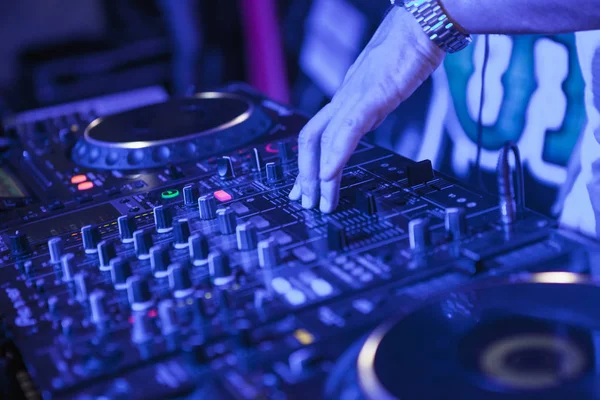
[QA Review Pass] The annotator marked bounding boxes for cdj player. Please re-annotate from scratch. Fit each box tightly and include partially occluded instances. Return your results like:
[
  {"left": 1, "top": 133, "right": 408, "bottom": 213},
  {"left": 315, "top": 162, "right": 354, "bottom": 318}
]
[{"left": 0, "top": 83, "right": 599, "bottom": 399}]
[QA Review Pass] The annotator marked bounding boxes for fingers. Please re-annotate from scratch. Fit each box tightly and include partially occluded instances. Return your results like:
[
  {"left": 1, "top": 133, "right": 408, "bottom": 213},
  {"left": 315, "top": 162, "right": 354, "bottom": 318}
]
[
  {"left": 319, "top": 172, "right": 343, "bottom": 213},
  {"left": 289, "top": 105, "right": 334, "bottom": 207}
]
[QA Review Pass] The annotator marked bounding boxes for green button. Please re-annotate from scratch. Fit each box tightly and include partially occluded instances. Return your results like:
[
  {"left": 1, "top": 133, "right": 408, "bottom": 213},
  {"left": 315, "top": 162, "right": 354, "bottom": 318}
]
[{"left": 161, "top": 189, "right": 180, "bottom": 199}]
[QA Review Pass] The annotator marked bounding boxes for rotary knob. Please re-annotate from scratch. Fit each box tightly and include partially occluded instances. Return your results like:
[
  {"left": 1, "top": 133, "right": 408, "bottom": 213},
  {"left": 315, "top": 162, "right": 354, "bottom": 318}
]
[
  {"left": 173, "top": 219, "right": 192, "bottom": 249},
  {"left": 131, "top": 311, "right": 153, "bottom": 344},
  {"left": 133, "top": 229, "right": 153, "bottom": 260},
  {"left": 408, "top": 218, "right": 432, "bottom": 253},
  {"left": 48, "top": 237, "right": 64, "bottom": 264},
  {"left": 9, "top": 231, "right": 31, "bottom": 255},
  {"left": 266, "top": 162, "right": 283, "bottom": 183},
  {"left": 97, "top": 240, "right": 117, "bottom": 271},
  {"left": 217, "top": 156, "right": 236, "bottom": 179},
  {"left": 208, "top": 251, "right": 234, "bottom": 286},
  {"left": 61, "top": 253, "right": 76, "bottom": 282},
  {"left": 127, "top": 276, "right": 153, "bottom": 311},
  {"left": 81, "top": 225, "right": 100, "bottom": 254},
  {"left": 154, "top": 205, "right": 173, "bottom": 233},
  {"left": 183, "top": 184, "right": 200, "bottom": 207},
  {"left": 169, "top": 263, "right": 194, "bottom": 298},
  {"left": 198, "top": 194, "right": 217, "bottom": 220},
  {"left": 150, "top": 245, "right": 171, "bottom": 278},
  {"left": 445, "top": 207, "right": 468, "bottom": 241},
  {"left": 236, "top": 222, "right": 257, "bottom": 251},
  {"left": 189, "top": 234, "right": 209, "bottom": 266},
  {"left": 217, "top": 207, "right": 237, "bottom": 235},
  {"left": 258, "top": 237, "right": 279, "bottom": 269},
  {"left": 158, "top": 299, "right": 178, "bottom": 336},
  {"left": 89, "top": 289, "right": 108, "bottom": 328},
  {"left": 74, "top": 273, "right": 89, "bottom": 303},
  {"left": 110, "top": 257, "right": 133, "bottom": 290},
  {"left": 118, "top": 215, "right": 136, "bottom": 243}
]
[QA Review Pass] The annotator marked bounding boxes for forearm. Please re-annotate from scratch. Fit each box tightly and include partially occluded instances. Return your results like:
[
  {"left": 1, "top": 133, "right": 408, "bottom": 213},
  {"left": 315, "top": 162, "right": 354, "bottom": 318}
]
[{"left": 443, "top": 0, "right": 600, "bottom": 34}]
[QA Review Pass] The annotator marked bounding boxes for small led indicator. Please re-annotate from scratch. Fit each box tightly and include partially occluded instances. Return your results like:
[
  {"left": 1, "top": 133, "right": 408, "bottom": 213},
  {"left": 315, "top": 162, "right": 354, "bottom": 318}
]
[{"left": 161, "top": 189, "right": 180, "bottom": 199}]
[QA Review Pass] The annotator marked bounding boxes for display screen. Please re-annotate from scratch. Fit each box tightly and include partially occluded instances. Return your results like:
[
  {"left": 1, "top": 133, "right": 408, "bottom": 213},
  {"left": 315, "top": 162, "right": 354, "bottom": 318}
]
[{"left": 0, "top": 168, "right": 28, "bottom": 198}]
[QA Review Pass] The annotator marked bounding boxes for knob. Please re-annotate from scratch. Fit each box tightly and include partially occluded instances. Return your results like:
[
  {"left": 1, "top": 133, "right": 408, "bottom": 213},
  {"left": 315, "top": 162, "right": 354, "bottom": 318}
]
[
  {"left": 81, "top": 225, "right": 100, "bottom": 254},
  {"left": 189, "top": 234, "right": 209, "bottom": 266},
  {"left": 127, "top": 276, "right": 153, "bottom": 310},
  {"left": 133, "top": 229, "right": 153, "bottom": 260},
  {"left": 60, "top": 253, "right": 76, "bottom": 282},
  {"left": 153, "top": 205, "right": 173, "bottom": 233},
  {"left": 208, "top": 251, "right": 234, "bottom": 286},
  {"left": 118, "top": 215, "right": 136, "bottom": 243},
  {"left": 183, "top": 184, "right": 200, "bottom": 207},
  {"left": 217, "top": 156, "right": 236, "bottom": 179},
  {"left": 47, "top": 295, "right": 59, "bottom": 318},
  {"left": 191, "top": 290, "right": 207, "bottom": 328},
  {"left": 89, "top": 289, "right": 108, "bottom": 327},
  {"left": 48, "top": 237, "right": 64, "bottom": 264},
  {"left": 251, "top": 148, "right": 263, "bottom": 172},
  {"left": 356, "top": 191, "right": 378, "bottom": 216},
  {"left": 288, "top": 348, "right": 317, "bottom": 376},
  {"left": 445, "top": 207, "right": 467, "bottom": 241},
  {"left": 131, "top": 311, "right": 153, "bottom": 344},
  {"left": 236, "top": 222, "right": 257, "bottom": 251},
  {"left": 258, "top": 237, "right": 279, "bottom": 269},
  {"left": 97, "top": 240, "right": 117, "bottom": 271},
  {"left": 266, "top": 162, "right": 283, "bottom": 183},
  {"left": 150, "top": 245, "right": 171, "bottom": 278},
  {"left": 173, "top": 219, "right": 191, "bottom": 249},
  {"left": 408, "top": 218, "right": 431, "bottom": 252},
  {"left": 198, "top": 194, "right": 217, "bottom": 220},
  {"left": 327, "top": 221, "right": 348, "bottom": 252},
  {"left": 74, "top": 273, "right": 88, "bottom": 303},
  {"left": 61, "top": 317, "right": 74, "bottom": 338},
  {"left": 110, "top": 257, "right": 133, "bottom": 289},
  {"left": 9, "top": 231, "right": 31, "bottom": 255},
  {"left": 158, "top": 299, "right": 178, "bottom": 336},
  {"left": 278, "top": 141, "right": 293, "bottom": 163},
  {"left": 217, "top": 207, "right": 237, "bottom": 235},
  {"left": 169, "top": 263, "right": 194, "bottom": 298}
]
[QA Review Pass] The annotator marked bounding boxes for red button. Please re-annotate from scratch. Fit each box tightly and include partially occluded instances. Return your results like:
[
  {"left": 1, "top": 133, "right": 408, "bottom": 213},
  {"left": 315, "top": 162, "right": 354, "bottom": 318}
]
[
  {"left": 265, "top": 143, "right": 278, "bottom": 153},
  {"left": 71, "top": 174, "right": 87, "bottom": 184},
  {"left": 214, "top": 190, "right": 232, "bottom": 202},
  {"left": 77, "top": 181, "right": 94, "bottom": 191}
]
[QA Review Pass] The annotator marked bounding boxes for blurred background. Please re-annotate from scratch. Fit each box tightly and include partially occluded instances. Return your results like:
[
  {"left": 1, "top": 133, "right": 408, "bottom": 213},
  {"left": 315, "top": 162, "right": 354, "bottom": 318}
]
[{"left": 0, "top": 0, "right": 587, "bottom": 217}]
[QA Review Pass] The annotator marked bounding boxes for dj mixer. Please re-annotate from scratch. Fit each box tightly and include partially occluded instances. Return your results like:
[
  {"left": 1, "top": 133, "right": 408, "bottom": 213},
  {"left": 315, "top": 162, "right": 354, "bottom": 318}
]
[{"left": 0, "top": 83, "right": 598, "bottom": 399}]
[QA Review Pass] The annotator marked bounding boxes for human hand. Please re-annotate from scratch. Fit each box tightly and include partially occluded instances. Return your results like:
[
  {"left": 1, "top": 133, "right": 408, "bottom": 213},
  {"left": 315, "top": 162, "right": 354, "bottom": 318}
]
[{"left": 288, "top": 6, "right": 445, "bottom": 212}]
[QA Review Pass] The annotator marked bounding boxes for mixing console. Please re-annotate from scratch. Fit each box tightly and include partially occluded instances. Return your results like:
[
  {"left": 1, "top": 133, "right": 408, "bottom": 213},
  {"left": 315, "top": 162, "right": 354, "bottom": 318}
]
[{"left": 0, "top": 83, "right": 597, "bottom": 399}]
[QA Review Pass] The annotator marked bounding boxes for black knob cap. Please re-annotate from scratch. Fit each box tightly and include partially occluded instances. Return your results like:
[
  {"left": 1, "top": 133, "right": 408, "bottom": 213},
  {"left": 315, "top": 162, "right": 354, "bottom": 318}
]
[
  {"left": 258, "top": 237, "right": 279, "bottom": 269},
  {"left": 74, "top": 273, "right": 88, "bottom": 302},
  {"left": 133, "top": 229, "right": 153, "bottom": 260},
  {"left": 150, "top": 245, "right": 171, "bottom": 278},
  {"left": 217, "top": 156, "right": 236, "bottom": 179},
  {"left": 61, "top": 253, "right": 76, "bottom": 282},
  {"left": 189, "top": 234, "right": 209, "bottom": 266},
  {"left": 110, "top": 257, "right": 133, "bottom": 289},
  {"left": 266, "top": 162, "right": 283, "bottom": 183},
  {"left": 278, "top": 141, "right": 293, "bottom": 164},
  {"left": 208, "top": 251, "right": 233, "bottom": 286},
  {"left": 198, "top": 194, "right": 217, "bottom": 220},
  {"left": 236, "top": 222, "right": 257, "bottom": 251},
  {"left": 81, "top": 225, "right": 100, "bottom": 254},
  {"left": 408, "top": 218, "right": 431, "bottom": 252},
  {"left": 169, "top": 263, "right": 193, "bottom": 298},
  {"left": 183, "top": 184, "right": 199, "bottom": 207},
  {"left": 97, "top": 240, "right": 117, "bottom": 271},
  {"left": 356, "top": 190, "right": 378, "bottom": 216},
  {"left": 445, "top": 207, "right": 467, "bottom": 241},
  {"left": 327, "top": 221, "right": 348, "bottom": 251},
  {"left": 173, "top": 219, "right": 191, "bottom": 248},
  {"left": 118, "top": 215, "right": 136, "bottom": 243},
  {"left": 48, "top": 237, "right": 63, "bottom": 264},
  {"left": 153, "top": 205, "right": 173, "bottom": 233},
  {"left": 9, "top": 231, "right": 31, "bottom": 255},
  {"left": 127, "top": 276, "right": 153, "bottom": 310},
  {"left": 158, "top": 299, "right": 178, "bottom": 336},
  {"left": 251, "top": 148, "right": 263, "bottom": 172},
  {"left": 217, "top": 207, "right": 237, "bottom": 235}
]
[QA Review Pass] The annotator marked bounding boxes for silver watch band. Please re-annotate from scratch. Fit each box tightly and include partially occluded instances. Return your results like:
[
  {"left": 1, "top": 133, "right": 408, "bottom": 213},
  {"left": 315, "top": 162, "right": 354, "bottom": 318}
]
[{"left": 403, "top": 0, "right": 472, "bottom": 53}]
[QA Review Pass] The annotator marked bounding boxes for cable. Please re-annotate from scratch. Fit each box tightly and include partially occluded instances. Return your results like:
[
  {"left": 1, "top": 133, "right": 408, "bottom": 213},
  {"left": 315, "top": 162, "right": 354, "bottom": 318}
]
[{"left": 473, "top": 35, "right": 490, "bottom": 190}]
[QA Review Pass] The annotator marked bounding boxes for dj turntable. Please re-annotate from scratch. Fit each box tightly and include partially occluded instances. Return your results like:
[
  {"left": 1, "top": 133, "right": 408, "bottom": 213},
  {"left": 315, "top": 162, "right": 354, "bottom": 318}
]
[{"left": 0, "top": 83, "right": 599, "bottom": 399}]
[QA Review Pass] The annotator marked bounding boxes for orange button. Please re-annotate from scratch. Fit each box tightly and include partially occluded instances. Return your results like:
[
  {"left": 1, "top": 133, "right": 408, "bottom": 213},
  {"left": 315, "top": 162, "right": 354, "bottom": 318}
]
[
  {"left": 71, "top": 174, "right": 87, "bottom": 184},
  {"left": 77, "top": 181, "right": 94, "bottom": 191},
  {"left": 214, "top": 190, "right": 232, "bottom": 202}
]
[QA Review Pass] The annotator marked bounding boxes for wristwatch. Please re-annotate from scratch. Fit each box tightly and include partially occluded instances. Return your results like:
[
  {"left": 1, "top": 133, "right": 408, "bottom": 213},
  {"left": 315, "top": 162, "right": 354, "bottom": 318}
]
[{"left": 390, "top": 0, "right": 471, "bottom": 53}]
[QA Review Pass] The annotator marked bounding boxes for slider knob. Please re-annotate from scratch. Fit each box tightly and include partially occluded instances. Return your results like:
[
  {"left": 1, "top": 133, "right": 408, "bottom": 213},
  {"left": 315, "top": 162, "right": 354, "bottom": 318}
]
[
  {"left": 158, "top": 299, "right": 178, "bottom": 336},
  {"left": 133, "top": 229, "right": 153, "bottom": 260},
  {"left": 150, "top": 245, "right": 171, "bottom": 278},
  {"left": 110, "top": 257, "right": 133, "bottom": 290},
  {"left": 208, "top": 251, "right": 234, "bottom": 286},
  {"left": 131, "top": 311, "right": 153, "bottom": 344},
  {"left": 169, "top": 263, "right": 194, "bottom": 298},
  {"left": 251, "top": 148, "right": 263, "bottom": 172},
  {"left": 61, "top": 253, "right": 76, "bottom": 282},
  {"left": 258, "top": 237, "right": 279, "bottom": 269},
  {"left": 198, "top": 194, "right": 217, "bottom": 220},
  {"left": 217, "top": 207, "right": 237, "bottom": 235},
  {"left": 189, "top": 234, "right": 209, "bottom": 266},
  {"left": 236, "top": 222, "right": 257, "bottom": 251},
  {"left": 153, "top": 205, "right": 173, "bottom": 233},
  {"left": 48, "top": 237, "right": 64, "bottom": 264},
  {"left": 118, "top": 215, "right": 136, "bottom": 243},
  {"left": 278, "top": 141, "right": 293, "bottom": 164},
  {"left": 327, "top": 221, "right": 348, "bottom": 252},
  {"left": 74, "top": 273, "right": 89, "bottom": 303},
  {"left": 173, "top": 219, "right": 191, "bottom": 249},
  {"left": 445, "top": 207, "right": 467, "bottom": 241},
  {"left": 127, "top": 276, "right": 153, "bottom": 311},
  {"left": 97, "top": 240, "right": 117, "bottom": 271},
  {"left": 183, "top": 184, "right": 199, "bottom": 207},
  {"left": 9, "top": 231, "right": 31, "bottom": 255},
  {"left": 408, "top": 218, "right": 432, "bottom": 253},
  {"left": 89, "top": 289, "right": 108, "bottom": 327},
  {"left": 266, "top": 162, "right": 283, "bottom": 183},
  {"left": 217, "top": 156, "right": 235, "bottom": 179},
  {"left": 81, "top": 225, "right": 100, "bottom": 254}
]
